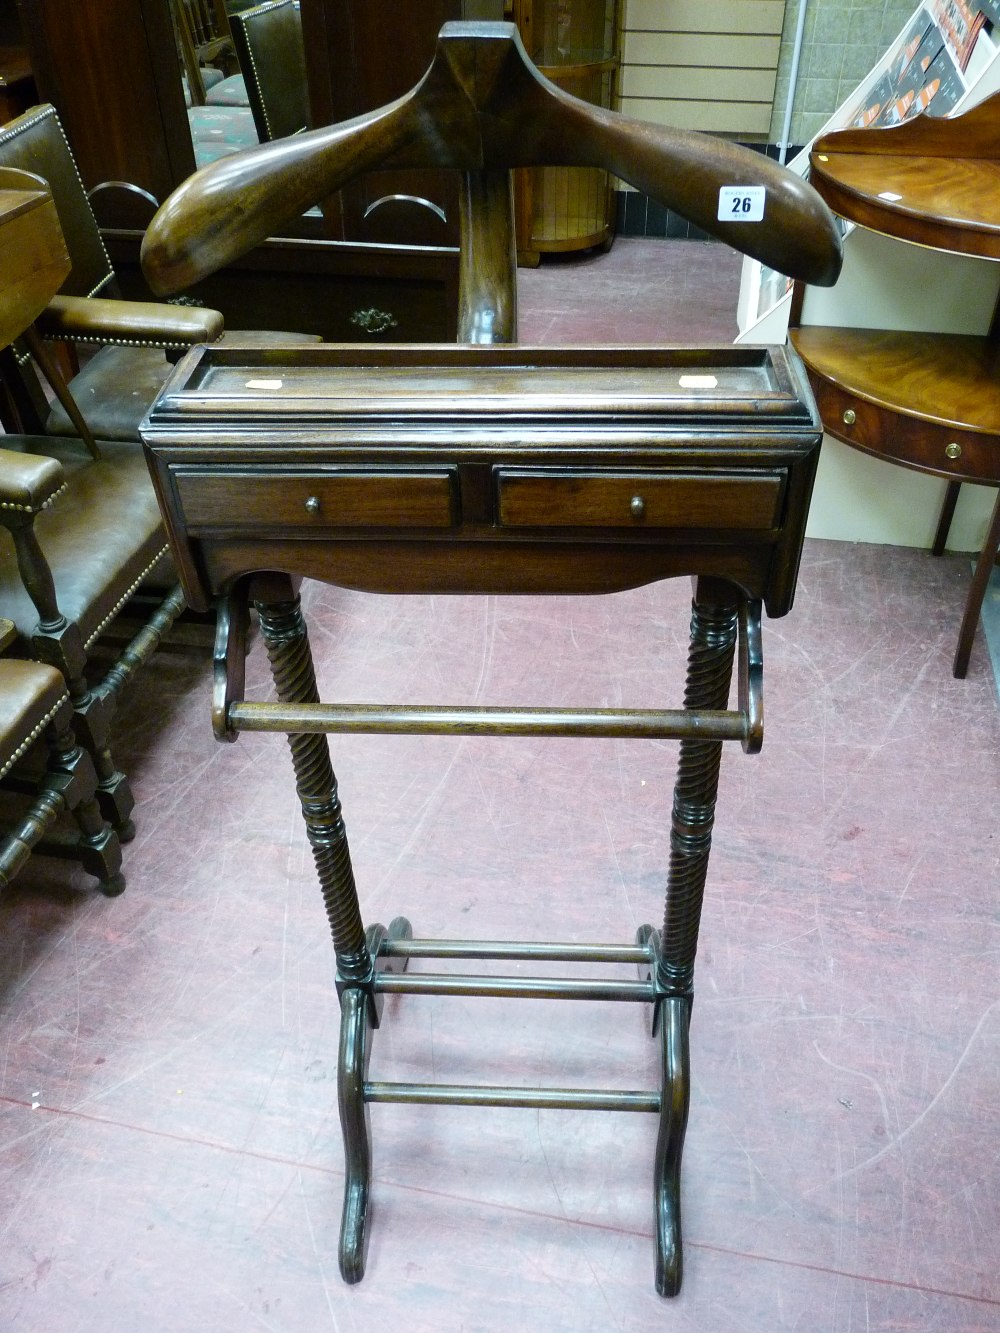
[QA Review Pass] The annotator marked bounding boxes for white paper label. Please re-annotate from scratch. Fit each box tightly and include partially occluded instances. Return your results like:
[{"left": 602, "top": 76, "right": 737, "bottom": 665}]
[
  {"left": 718, "top": 186, "right": 766, "bottom": 222},
  {"left": 679, "top": 374, "right": 718, "bottom": 389},
  {"left": 877, "top": 191, "right": 903, "bottom": 202},
  {"left": 245, "top": 378, "right": 283, "bottom": 390}
]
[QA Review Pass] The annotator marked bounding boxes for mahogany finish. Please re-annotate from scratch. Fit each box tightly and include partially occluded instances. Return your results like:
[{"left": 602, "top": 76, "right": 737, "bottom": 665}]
[
  {"left": 142, "top": 342, "right": 822, "bottom": 617},
  {"left": 809, "top": 90, "right": 1000, "bottom": 257},
  {"left": 139, "top": 22, "right": 842, "bottom": 1298},
  {"left": 15, "top": 0, "right": 195, "bottom": 209},
  {"left": 299, "top": 0, "right": 503, "bottom": 245},
  {"left": 791, "top": 328, "right": 1000, "bottom": 485},
  {"left": 808, "top": 151, "right": 1000, "bottom": 258},
  {"left": 143, "top": 26, "right": 842, "bottom": 301},
  {"left": 797, "top": 89, "right": 1000, "bottom": 677}
]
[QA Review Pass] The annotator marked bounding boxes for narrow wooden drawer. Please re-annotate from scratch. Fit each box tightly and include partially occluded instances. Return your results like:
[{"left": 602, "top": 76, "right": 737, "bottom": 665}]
[
  {"left": 496, "top": 470, "right": 784, "bottom": 530},
  {"left": 175, "top": 469, "right": 458, "bottom": 529},
  {"left": 809, "top": 377, "right": 1000, "bottom": 485}
]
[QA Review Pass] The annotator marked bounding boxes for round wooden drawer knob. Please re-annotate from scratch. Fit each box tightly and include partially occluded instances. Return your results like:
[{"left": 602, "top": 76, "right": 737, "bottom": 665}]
[
  {"left": 305, "top": 495, "right": 321, "bottom": 514},
  {"left": 630, "top": 495, "right": 646, "bottom": 518},
  {"left": 842, "top": 409, "right": 856, "bottom": 426},
  {"left": 945, "top": 442, "right": 962, "bottom": 461}
]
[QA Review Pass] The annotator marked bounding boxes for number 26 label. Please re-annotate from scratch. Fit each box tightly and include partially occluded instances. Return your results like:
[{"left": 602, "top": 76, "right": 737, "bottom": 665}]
[{"left": 717, "top": 186, "right": 765, "bottom": 222}]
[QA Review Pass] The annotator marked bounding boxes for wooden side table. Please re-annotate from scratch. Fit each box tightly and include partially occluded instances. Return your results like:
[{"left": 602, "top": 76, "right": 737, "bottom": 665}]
[
  {"left": 0, "top": 172, "right": 98, "bottom": 455},
  {"left": 790, "top": 93, "right": 1000, "bottom": 678},
  {"left": 0, "top": 177, "right": 69, "bottom": 348}
]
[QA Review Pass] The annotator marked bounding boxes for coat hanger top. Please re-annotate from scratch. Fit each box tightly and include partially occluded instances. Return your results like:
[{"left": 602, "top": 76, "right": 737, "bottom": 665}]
[{"left": 143, "top": 21, "right": 842, "bottom": 299}]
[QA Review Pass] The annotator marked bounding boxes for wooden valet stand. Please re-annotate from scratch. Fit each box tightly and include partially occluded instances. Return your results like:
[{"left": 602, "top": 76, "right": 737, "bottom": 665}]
[{"left": 139, "top": 22, "right": 842, "bottom": 1297}]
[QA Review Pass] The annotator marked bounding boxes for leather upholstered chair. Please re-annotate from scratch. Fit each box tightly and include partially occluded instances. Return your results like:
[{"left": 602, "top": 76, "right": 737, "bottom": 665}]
[
  {"left": 0, "top": 103, "right": 225, "bottom": 444},
  {"left": 0, "top": 651, "right": 123, "bottom": 895},
  {"left": 230, "top": 0, "right": 309, "bottom": 143},
  {"left": 0, "top": 103, "right": 318, "bottom": 439},
  {"left": 0, "top": 434, "right": 184, "bottom": 842},
  {"left": 0, "top": 167, "right": 186, "bottom": 844}
]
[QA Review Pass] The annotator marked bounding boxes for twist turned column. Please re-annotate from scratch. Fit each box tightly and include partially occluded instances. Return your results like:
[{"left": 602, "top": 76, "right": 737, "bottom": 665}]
[
  {"left": 651, "top": 577, "right": 739, "bottom": 1297},
  {"left": 658, "top": 579, "right": 739, "bottom": 997},
  {"left": 254, "top": 586, "right": 378, "bottom": 1281},
  {"left": 254, "top": 592, "right": 372, "bottom": 988}
]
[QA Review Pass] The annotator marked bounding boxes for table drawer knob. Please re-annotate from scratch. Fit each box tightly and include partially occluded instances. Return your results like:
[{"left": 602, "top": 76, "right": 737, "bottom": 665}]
[
  {"left": 630, "top": 495, "right": 646, "bottom": 519},
  {"left": 842, "top": 409, "right": 856, "bottom": 426},
  {"left": 305, "top": 495, "right": 321, "bottom": 515},
  {"left": 945, "top": 442, "right": 962, "bottom": 461}
]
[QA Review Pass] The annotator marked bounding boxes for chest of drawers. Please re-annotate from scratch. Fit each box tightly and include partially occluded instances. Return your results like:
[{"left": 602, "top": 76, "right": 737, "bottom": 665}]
[{"left": 141, "top": 341, "right": 822, "bottom": 616}]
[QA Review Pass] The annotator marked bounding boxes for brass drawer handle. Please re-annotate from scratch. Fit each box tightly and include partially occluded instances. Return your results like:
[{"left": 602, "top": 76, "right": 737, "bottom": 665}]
[
  {"left": 630, "top": 494, "right": 645, "bottom": 519},
  {"left": 350, "top": 307, "right": 399, "bottom": 335},
  {"left": 945, "top": 442, "right": 962, "bottom": 460},
  {"left": 305, "top": 495, "right": 321, "bottom": 515},
  {"left": 842, "top": 409, "right": 856, "bottom": 426}
]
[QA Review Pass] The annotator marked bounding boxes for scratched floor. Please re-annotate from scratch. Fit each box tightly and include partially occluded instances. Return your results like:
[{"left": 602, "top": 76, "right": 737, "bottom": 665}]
[{"left": 2, "top": 240, "right": 999, "bottom": 1332}]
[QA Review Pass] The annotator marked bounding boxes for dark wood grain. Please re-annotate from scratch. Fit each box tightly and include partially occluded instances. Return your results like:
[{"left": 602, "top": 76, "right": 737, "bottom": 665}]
[
  {"left": 141, "top": 22, "right": 843, "bottom": 299},
  {"left": 790, "top": 326, "right": 1000, "bottom": 433},
  {"left": 790, "top": 327, "right": 1000, "bottom": 486},
  {"left": 17, "top": 0, "right": 195, "bottom": 204}
]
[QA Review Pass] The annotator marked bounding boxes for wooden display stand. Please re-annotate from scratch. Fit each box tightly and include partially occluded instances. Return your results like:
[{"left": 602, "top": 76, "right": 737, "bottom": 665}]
[{"left": 789, "top": 93, "right": 1000, "bottom": 677}]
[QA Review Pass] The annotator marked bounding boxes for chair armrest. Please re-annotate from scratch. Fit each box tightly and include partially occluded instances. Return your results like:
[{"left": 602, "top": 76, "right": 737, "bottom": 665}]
[
  {"left": 0, "top": 446, "right": 65, "bottom": 515},
  {"left": 35, "top": 294, "right": 224, "bottom": 349}
]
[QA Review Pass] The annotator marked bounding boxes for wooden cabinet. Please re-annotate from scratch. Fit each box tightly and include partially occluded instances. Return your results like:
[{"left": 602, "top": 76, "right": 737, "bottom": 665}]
[
  {"left": 0, "top": 0, "right": 34, "bottom": 121},
  {"left": 15, "top": 0, "right": 196, "bottom": 210},
  {"left": 142, "top": 341, "right": 821, "bottom": 615},
  {"left": 299, "top": 0, "right": 503, "bottom": 246}
]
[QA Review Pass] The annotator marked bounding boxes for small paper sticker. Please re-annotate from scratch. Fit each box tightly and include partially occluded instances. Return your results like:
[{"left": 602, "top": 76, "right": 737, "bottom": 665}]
[
  {"left": 679, "top": 374, "right": 718, "bottom": 388},
  {"left": 877, "top": 191, "right": 903, "bottom": 202},
  {"left": 245, "top": 378, "right": 283, "bottom": 390},
  {"left": 718, "top": 186, "right": 766, "bottom": 222}
]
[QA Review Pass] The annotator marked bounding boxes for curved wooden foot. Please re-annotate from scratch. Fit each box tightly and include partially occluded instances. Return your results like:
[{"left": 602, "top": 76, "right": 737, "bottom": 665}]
[
  {"left": 338, "top": 985, "right": 373, "bottom": 1283},
  {"left": 654, "top": 994, "right": 690, "bottom": 1298},
  {"left": 338, "top": 917, "right": 413, "bottom": 1283}
]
